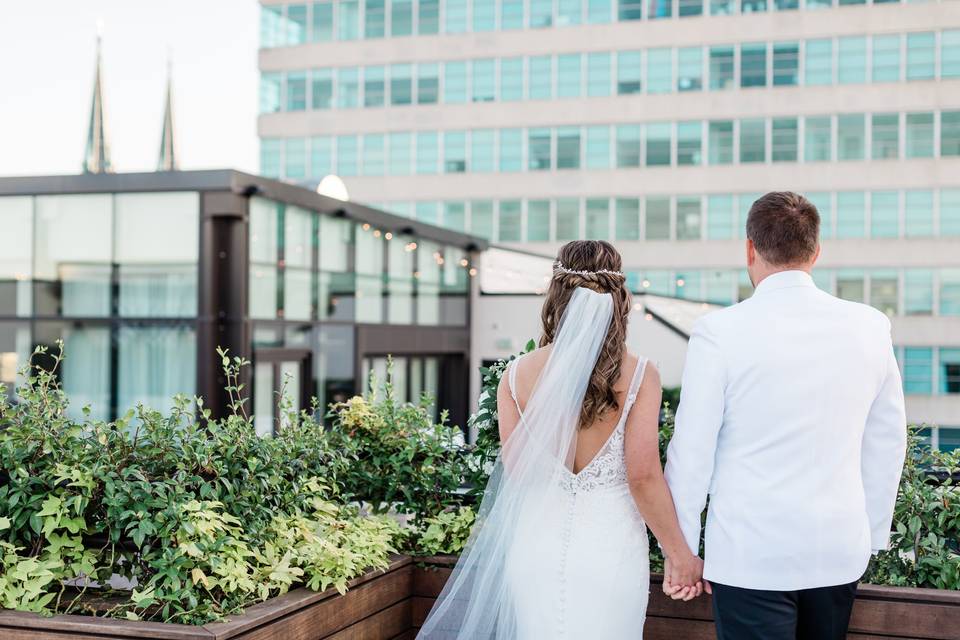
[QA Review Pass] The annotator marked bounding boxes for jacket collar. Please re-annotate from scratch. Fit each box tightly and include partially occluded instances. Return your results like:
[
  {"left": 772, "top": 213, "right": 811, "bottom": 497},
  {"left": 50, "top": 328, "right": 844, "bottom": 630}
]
[{"left": 753, "top": 270, "right": 816, "bottom": 296}]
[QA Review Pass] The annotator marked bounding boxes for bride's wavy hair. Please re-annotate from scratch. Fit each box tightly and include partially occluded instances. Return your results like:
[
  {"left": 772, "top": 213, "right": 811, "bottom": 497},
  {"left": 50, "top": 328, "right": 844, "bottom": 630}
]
[{"left": 540, "top": 240, "right": 632, "bottom": 430}]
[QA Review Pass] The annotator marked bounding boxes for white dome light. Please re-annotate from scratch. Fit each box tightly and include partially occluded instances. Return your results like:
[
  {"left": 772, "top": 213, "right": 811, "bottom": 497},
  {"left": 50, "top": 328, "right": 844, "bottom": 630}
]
[{"left": 316, "top": 174, "right": 350, "bottom": 202}]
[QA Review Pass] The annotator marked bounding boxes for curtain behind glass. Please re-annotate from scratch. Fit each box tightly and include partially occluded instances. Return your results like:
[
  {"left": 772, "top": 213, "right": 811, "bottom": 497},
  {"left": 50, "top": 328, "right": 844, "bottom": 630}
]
[
  {"left": 60, "top": 326, "right": 111, "bottom": 421},
  {"left": 117, "top": 326, "right": 196, "bottom": 413}
]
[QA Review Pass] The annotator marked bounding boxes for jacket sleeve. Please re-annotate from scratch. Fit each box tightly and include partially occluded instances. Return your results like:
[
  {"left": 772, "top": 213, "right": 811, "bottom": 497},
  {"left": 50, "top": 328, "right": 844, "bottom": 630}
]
[
  {"left": 861, "top": 333, "right": 908, "bottom": 552},
  {"left": 664, "top": 318, "right": 726, "bottom": 556}
]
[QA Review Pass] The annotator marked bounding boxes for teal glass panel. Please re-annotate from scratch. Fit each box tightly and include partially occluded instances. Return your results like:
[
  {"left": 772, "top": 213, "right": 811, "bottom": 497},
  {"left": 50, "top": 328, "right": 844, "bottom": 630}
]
[
  {"left": 557, "top": 54, "right": 582, "bottom": 97},
  {"left": 501, "top": 0, "right": 525, "bottom": 28},
  {"left": 443, "top": 62, "right": 468, "bottom": 103},
  {"left": 872, "top": 113, "right": 899, "bottom": 159},
  {"left": 556, "top": 199, "right": 581, "bottom": 240},
  {"left": 617, "top": 51, "right": 642, "bottom": 94},
  {"left": 586, "top": 126, "right": 611, "bottom": 169},
  {"left": 616, "top": 125, "right": 641, "bottom": 167},
  {"left": 363, "top": 66, "right": 385, "bottom": 106},
  {"left": 838, "top": 37, "right": 867, "bottom": 84},
  {"left": 392, "top": 0, "right": 414, "bottom": 35},
  {"left": 645, "top": 197, "right": 671, "bottom": 240},
  {"left": 310, "top": 136, "right": 334, "bottom": 178},
  {"left": 708, "top": 121, "right": 734, "bottom": 164},
  {"left": 836, "top": 192, "right": 865, "bottom": 238},
  {"left": 527, "top": 200, "right": 551, "bottom": 241},
  {"left": 445, "top": 0, "right": 468, "bottom": 32},
  {"left": 905, "top": 190, "right": 934, "bottom": 237},
  {"left": 707, "top": 195, "right": 735, "bottom": 239},
  {"left": 472, "top": 59, "right": 496, "bottom": 102},
  {"left": 337, "top": 67, "right": 360, "bottom": 108},
  {"left": 556, "top": 127, "right": 581, "bottom": 169},
  {"left": 941, "top": 189, "right": 960, "bottom": 236},
  {"left": 804, "top": 116, "right": 832, "bottom": 162},
  {"left": 872, "top": 34, "right": 901, "bottom": 82},
  {"left": 904, "top": 269, "right": 934, "bottom": 315},
  {"left": 471, "top": 130, "right": 495, "bottom": 172},
  {"left": 473, "top": 0, "right": 496, "bottom": 30},
  {"left": 500, "top": 58, "right": 524, "bottom": 101},
  {"left": 870, "top": 191, "right": 899, "bottom": 238},
  {"left": 528, "top": 128, "right": 552, "bottom": 170},
  {"left": 903, "top": 347, "right": 933, "bottom": 394},
  {"left": 678, "top": 47, "right": 703, "bottom": 91},
  {"left": 942, "top": 30, "right": 960, "bottom": 78},
  {"left": 941, "top": 349, "right": 960, "bottom": 394},
  {"left": 807, "top": 192, "right": 832, "bottom": 239},
  {"left": 585, "top": 198, "right": 610, "bottom": 239},
  {"left": 390, "top": 64, "right": 413, "bottom": 105},
  {"left": 362, "top": 134, "right": 385, "bottom": 176},
  {"left": 416, "top": 132, "right": 439, "bottom": 174},
  {"left": 417, "top": 63, "right": 439, "bottom": 104},
  {"left": 941, "top": 269, "right": 960, "bottom": 316},
  {"left": 837, "top": 114, "right": 865, "bottom": 161},
  {"left": 499, "top": 129, "right": 523, "bottom": 171},
  {"left": 587, "top": 52, "right": 613, "bottom": 97},
  {"left": 646, "top": 123, "right": 672, "bottom": 166},
  {"left": 941, "top": 111, "right": 960, "bottom": 156},
  {"left": 529, "top": 56, "right": 554, "bottom": 99},
  {"left": 677, "top": 121, "right": 702, "bottom": 165},
  {"left": 804, "top": 39, "right": 833, "bottom": 85},
  {"left": 443, "top": 131, "right": 467, "bottom": 173},
  {"left": 709, "top": 46, "right": 735, "bottom": 90},
  {"left": 498, "top": 201, "right": 522, "bottom": 241},
  {"left": 739, "top": 118, "right": 766, "bottom": 163},
  {"left": 905, "top": 112, "right": 934, "bottom": 158},
  {"left": 647, "top": 49, "right": 673, "bottom": 94},
  {"left": 285, "top": 138, "right": 307, "bottom": 178},
  {"left": 615, "top": 198, "right": 640, "bottom": 240},
  {"left": 740, "top": 43, "right": 767, "bottom": 87},
  {"left": 906, "top": 32, "right": 936, "bottom": 81},
  {"left": 418, "top": 0, "right": 440, "bottom": 33},
  {"left": 388, "top": 132, "right": 412, "bottom": 175},
  {"left": 772, "top": 42, "right": 799, "bottom": 86},
  {"left": 771, "top": 118, "right": 797, "bottom": 162}
]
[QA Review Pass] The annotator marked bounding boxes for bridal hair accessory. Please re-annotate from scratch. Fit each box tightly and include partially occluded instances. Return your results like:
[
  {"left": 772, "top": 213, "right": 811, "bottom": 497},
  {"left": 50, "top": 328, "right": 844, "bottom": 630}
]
[{"left": 554, "top": 261, "right": 625, "bottom": 278}]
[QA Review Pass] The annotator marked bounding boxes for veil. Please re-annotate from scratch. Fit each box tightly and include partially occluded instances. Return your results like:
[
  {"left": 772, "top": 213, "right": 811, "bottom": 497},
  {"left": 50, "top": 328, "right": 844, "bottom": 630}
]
[{"left": 418, "top": 287, "right": 615, "bottom": 639}]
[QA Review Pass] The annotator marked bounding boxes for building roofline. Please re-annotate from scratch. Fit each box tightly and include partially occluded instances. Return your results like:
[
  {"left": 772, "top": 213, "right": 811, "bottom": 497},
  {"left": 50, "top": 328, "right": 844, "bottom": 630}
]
[{"left": 0, "top": 170, "right": 489, "bottom": 252}]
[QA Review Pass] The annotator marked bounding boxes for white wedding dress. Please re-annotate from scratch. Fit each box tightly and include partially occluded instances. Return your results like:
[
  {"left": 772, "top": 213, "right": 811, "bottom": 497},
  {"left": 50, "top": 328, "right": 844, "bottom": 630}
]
[
  {"left": 504, "top": 356, "right": 651, "bottom": 639},
  {"left": 418, "top": 288, "right": 651, "bottom": 640}
]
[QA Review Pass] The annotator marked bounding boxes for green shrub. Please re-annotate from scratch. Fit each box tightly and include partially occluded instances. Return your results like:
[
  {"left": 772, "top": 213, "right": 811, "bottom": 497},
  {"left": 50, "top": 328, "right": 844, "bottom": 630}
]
[{"left": 0, "top": 345, "right": 398, "bottom": 623}]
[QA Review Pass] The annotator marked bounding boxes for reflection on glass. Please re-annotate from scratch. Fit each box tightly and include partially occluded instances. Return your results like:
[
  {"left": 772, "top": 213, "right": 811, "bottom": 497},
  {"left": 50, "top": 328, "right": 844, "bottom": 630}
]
[
  {"left": 35, "top": 194, "right": 112, "bottom": 317},
  {"left": 356, "top": 224, "right": 384, "bottom": 323},
  {"left": 0, "top": 197, "right": 32, "bottom": 317},
  {"left": 254, "top": 361, "right": 275, "bottom": 436},
  {"left": 417, "top": 240, "right": 442, "bottom": 325},
  {"left": 35, "top": 322, "right": 111, "bottom": 421},
  {"left": 388, "top": 239, "right": 414, "bottom": 323},
  {"left": 250, "top": 198, "right": 279, "bottom": 319},
  {"left": 0, "top": 322, "right": 30, "bottom": 403},
  {"left": 118, "top": 325, "right": 196, "bottom": 412},
  {"left": 115, "top": 192, "right": 199, "bottom": 318}
]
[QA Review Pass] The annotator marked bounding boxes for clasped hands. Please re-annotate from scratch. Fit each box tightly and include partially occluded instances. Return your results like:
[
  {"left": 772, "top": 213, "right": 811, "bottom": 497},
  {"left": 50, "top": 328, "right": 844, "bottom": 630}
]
[{"left": 662, "top": 554, "right": 712, "bottom": 601}]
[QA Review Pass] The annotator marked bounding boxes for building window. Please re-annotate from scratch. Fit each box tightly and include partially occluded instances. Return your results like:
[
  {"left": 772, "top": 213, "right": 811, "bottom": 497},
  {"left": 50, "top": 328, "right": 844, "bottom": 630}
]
[
  {"left": 905, "top": 112, "right": 935, "bottom": 158},
  {"left": 391, "top": 0, "right": 414, "bottom": 35},
  {"left": 501, "top": 58, "right": 524, "bottom": 101},
  {"left": 808, "top": 192, "right": 832, "bottom": 238},
  {"left": 836, "top": 192, "right": 865, "bottom": 239},
  {"left": 646, "top": 123, "right": 672, "bottom": 166},
  {"left": 942, "top": 30, "right": 960, "bottom": 79},
  {"left": 707, "top": 195, "right": 735, "bottom": 239},
  {"left": 740, "top": 43, "right": 767, "bottom": 87},
  {"left": 443, "top": 131, "right": 467, "bottom": 173},
  {"left": 942, "top": 349, "right": 960, "bottom": 394},
  {"left": 444, "top": 62, "right": 468, "bottom": 103},
  {"left": 390, "top": 64, "right": 413, "bottom": 105},
  {"left": 285, "top": 138, "right": 307, "bottom": 178},
  {"left": 679, "top": 0, "right": 704, "bottom": 15},
  {"left": 941, "top": 269, "right": 960, "bottom": 316},
  {"left": 645, "top": 197, "right": 671, "bottom": 240},
  {"left": 35, "top": 322, "right": 111, "bottom": 421},
  {"left": 739, "top": 119, "right": 766, "bottom": 163},
  {"left": 443, "top": 201, "right": 467, "bottom": 231},
  {"left": 499, "top": 129, "right": 523, "bottom": 172},
  {"left": 337, "top": 68, "right": 360, "bottom": 108},
  {"left": 804, "top": 116, "right": 832, "bottom": 162},
  {"left": 904, "top": 269, "right": 934, "bottom": 315},
  {"left": 904, "top": 190, "right": 934, "bottom": 237},
  {"left": 617, "top": 52, "right": 642, "bottom": 94},
  {"left": 0, "top": 197, "right": 31, "bottom": 318},
  {"left": 557, "top": 54, "right": 583, "bottom": 97},
  {"left": 838, "top": 37, "right": 867, "bottom": 84},
  {"left": 677, "top": 47, "right": 703, "bottom": 91},
  {"left": 527, "top": 200, "right": 551, "bottom": 241},
  {"left": 870, "top": 191, "right": 899, "bottom": 238},
  {"left": 903, "top": 347, "right": 933, "bottom": 394},
  {"left": 502, "top": 0, "right": 526, "bottom": 28},
  {"left": 471, "top": 130, "right": 495, "bottom": 172},
  {"left": 286, "top": 71, "right": 307, "bottom": 110},
  {"left": 872, "top": 34, "right": 901, "bottom": 82},
  {"left": 871, "top": 113, "right": 900, "bottom": 159},
  {"left": 364, "top": 0, "right": 386, "bottom": 37},
  {"left": 710, "top": 0, "right": 736, "bottom": 14},
  {"left": 677, "top": 121, "right": 702, "bottom": 165},
  {"left": 771, "top": 118, "right": 798, "bottom": 162},
  {"left": 556, "top": 127, "right": 582, "bottom": 169},
  {"left": 260, "top": 5, "right": 284, "bottom": 48},
  {"left": 559, "top": 0, "right": 583, "bottom": 24},
  {"left": 585, "top": 199, "right": 610, "bottom": 239},
  {"left": 249, "top": 198, "right": 280, "bottom": 321},
  {"left": 709, "top": 46, "right": 735, "bottom": 90},
  {"left": 586, "top": 126, "right": 612, "bottom": 169},
  {"left": 837, "top": 114, "right": 865, "bottom": 161},
  {"left": 587, "top": 52, "right": 613, "bottom": 97},
  {"left": 531, "top": 0, "right": 554, "bottom": 26},
  {"left": 339, "top": 0, "right": 361, "bottom": 38},
  {"left": 708, "top": 120, "right": 734, "bottom": 164},
  {"left": 556, "top": 199, "right": 581, "bottom": 240},
  {"left": 470, "top": 201, "right": 495, "bottom": 239},
  {"left": 472, "top": 59, "right": 496, "bottom": 102},
  {"left": 529, "top": 128, "right": 553, "bottom": 170},
  {"left": 529, "top": 56, "right": 554, "bottom": 99},
  {"left": 939, "top": 427, "right": 960, "bottom": 452},
  {"left": 836, "top": 269, "right": 865, "bottom": 303},
  {"left": 419, "top": 0, "right": 440, "bottom": 33},
  {"left": 616, "top": 125, "right": 642, "bottom": 167},
  {"left": 416, "top": 132, "right": 439, "bottom": 174},
  {"left": 311, "top": 69, "right": 333, "bottom": 109},
  {"left": 870, "top": 270, "right": 899, "bottom": 316},
  {"left": 772, "top": 42, "right": 799, "bottom": 86},
  {"left": 260, "top": 138, "right": 282, "bottom": 178},
  {"left": 615, "top": 198, "right": 640, "bottom": 240},
  {"left": 473, "top": 0, "right": 496, "bottom": 30},
  {"left": 647, "top": 49, "right": 673, "bottom": 94},
  {"left": 497, "top": 201, "right": 522, "bottom": 242},
  {"left": 388, "top": 132, "right": 412, "bottom": 176},
  {"left": 362, "top": 134, "right": 385, "bottom": 176},
  {"left": 942, "top": 189, "right": 960, "bottom": 236},
  {"left": 336, "top": 135, "right": 359, "bottom": 176},
  {"left": 445, "top": 0, "right": 468, "bottom": 32},
  {"left": 416, "top": 63, "right": 439, "bottom": 104},
  {"left": 676, "top": 197, "right": 702, "bottom": 240},
  {"left": 942, "top": 111, "right": 960, "bottom": 156},
  {"left": 364, "top": 66, "right": 386, "bottom": 106},
  {"left": 906, "top": 32, "right": 936, "bottom": 81},
  {"left": 260, "top": 72, "right": 282, "bottom": 113},
  {"left": 804, "top": 39, "right": 833, "bottom": 85}
]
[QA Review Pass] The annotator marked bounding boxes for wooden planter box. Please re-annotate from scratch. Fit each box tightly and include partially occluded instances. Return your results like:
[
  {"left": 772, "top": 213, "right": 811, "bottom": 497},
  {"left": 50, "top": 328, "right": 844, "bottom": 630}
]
[
  {"left": 3, "top": 554, "right": 958, "bottom": 640},
  {"left": 411, "top": 555, "right": 960, "bottom": 640}
]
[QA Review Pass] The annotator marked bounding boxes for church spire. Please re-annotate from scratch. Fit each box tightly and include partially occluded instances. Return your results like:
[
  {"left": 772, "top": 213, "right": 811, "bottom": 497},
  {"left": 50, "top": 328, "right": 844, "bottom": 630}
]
[
  {"left": 83, "top": 25, "right": 113, "bottom": 174},
  {"left": 157, "top": 55, "right": 179, "bottom": 171}
]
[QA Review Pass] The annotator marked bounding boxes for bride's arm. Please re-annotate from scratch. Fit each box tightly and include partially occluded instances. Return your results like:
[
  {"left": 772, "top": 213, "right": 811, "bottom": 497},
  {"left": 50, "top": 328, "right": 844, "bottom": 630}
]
[{"left": 623, "top": 363, "right": 704, "bottom": 598}]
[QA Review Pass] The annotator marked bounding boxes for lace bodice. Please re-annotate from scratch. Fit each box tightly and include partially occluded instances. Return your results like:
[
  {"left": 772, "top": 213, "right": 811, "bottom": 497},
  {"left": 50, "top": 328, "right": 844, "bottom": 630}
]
[{"left": 508, "top": 356, "right": 648, "bottom": 494}]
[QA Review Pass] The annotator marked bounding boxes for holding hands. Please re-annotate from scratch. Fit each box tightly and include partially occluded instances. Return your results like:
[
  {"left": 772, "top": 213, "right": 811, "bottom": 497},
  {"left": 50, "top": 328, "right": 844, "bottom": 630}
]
[{"left": 662, "top": 554, "right": 711, "bottom": 601}]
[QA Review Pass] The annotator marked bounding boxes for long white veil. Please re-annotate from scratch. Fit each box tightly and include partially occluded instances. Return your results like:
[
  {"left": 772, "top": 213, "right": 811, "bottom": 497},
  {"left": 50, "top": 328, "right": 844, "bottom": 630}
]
[{"left": 418, "top": 287, "right": 615, "bottom": 639}]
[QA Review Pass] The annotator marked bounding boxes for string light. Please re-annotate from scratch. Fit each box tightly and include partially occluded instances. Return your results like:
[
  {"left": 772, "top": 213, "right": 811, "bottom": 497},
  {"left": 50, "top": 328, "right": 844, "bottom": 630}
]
[
  {"left": 676, "top": 278, "right": 686, "bottom": 287},
  {"left": 385, "top": 232, "right": 393, "bottom": 240},
  {"left": 373, "top": 229, "right": 382, "bottom": 238},
  {"left": 459, "top": 258, "right": 469, "bottom": 267},
  {"left": 645, "top": 313, "right": 653, "bottom": 321},
  {"left": 642, "top": 279, "right": 651, "bottom": 288},
  {"left": 468, "top": 268, "right": 478, "bottom": 277},
  {"left": 362, "top": 223, "right": 371, "bottom": 231}
]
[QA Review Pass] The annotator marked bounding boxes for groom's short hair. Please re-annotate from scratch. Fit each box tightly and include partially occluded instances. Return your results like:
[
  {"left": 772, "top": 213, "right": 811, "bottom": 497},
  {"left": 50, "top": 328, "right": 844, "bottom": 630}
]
[{"left": 746, "top": 191, "right": 820, "bottom": 265}]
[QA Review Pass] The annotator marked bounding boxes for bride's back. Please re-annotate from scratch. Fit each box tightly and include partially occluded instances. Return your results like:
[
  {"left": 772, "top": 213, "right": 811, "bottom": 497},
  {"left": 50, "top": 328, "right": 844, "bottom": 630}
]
[{"left": 506, "top": 347, "right": 642, "bottom": 473}]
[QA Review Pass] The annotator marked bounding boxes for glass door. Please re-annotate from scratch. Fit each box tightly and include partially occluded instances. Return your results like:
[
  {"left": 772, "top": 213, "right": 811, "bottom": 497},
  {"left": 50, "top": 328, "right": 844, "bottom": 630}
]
[{"left": 252, "top": 348, "right": 312, "bottom": 436}]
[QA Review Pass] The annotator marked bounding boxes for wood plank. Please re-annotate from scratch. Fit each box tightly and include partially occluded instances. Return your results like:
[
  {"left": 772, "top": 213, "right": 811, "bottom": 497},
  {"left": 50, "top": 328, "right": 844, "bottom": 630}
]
[
  {"left": 410, "top": 596, "right": 436, "bottom": 628},
  {"left": 323, "top": 600, "right": 411, "bottom": 640},
  {"left": 412, "top": 566, "right": 452, "bottom": 598},
  {"left": 0, "top": 631, "right": 129, "bottom": 640},
  {"left": 647, "top": 576, "right": 714, "bottom": 622},
  {"left": 849, "top": 598, "right": 960, "bottom": 640},
  {"left": 0, "top": 609, "right": 210, "bottom": 640},
  {"left": 644, "top": 617, "right": 716, "bottom": 640},
  {"left": 858, "top": 583, "right": 960, "bottom": 606},
  {"left": 205, "top": 556, "right": 411, "bottom": 640},
  {"left": 213, "top": 564, "right": 411, "bottom": 640}
]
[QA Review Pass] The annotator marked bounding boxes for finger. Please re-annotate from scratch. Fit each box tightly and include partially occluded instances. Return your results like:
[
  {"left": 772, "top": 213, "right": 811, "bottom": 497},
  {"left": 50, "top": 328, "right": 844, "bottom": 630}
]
[
  {"left": 704, "top": 580, "right": 713, "bottom": 595},
  {"left": 670, "top": 586, "right": 688, "bottom": 600}
]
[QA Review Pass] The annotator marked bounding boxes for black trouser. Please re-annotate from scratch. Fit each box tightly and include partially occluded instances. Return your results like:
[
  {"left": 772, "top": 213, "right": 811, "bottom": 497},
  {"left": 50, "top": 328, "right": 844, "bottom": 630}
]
[{"left": 711, "top": 580, "right": 858, "bottom": 640}]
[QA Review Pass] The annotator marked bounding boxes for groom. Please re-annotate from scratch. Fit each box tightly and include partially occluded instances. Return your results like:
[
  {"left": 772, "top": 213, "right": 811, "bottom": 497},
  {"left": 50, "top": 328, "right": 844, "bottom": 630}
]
[{"left": 663, "top": 191, "right": 907, "bottom": 639}]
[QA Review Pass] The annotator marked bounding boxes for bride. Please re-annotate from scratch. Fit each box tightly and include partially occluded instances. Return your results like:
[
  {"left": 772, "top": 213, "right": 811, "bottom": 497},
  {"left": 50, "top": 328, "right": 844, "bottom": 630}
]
[{"left": 419, "top": 240, "right": 705, "bottom": 639}]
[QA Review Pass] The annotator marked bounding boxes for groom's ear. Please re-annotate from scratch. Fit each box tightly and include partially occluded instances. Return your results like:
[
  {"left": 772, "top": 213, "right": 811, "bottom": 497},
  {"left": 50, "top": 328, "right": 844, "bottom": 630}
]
[{"left": 746, "top": 239, "right": 757, "bottom": 267}]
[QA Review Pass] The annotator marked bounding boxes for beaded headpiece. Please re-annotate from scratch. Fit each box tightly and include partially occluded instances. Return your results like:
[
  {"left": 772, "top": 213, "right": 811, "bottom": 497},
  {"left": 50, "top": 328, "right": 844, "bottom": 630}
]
[{"left": 554, "top": 261, "right": 625, "bottom": 278}]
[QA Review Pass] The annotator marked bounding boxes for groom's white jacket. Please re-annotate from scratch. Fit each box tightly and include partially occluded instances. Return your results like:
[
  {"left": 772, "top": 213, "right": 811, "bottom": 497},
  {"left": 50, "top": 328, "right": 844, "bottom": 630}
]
[{"left": 665, "top": 270, "right": 907, "bottom": 591}]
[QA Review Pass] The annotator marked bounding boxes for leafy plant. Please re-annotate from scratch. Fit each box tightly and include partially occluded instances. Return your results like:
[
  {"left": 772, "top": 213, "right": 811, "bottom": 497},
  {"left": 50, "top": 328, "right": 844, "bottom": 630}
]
[{"left": 410, "top": 507, "right": 476, "bottom": 557}]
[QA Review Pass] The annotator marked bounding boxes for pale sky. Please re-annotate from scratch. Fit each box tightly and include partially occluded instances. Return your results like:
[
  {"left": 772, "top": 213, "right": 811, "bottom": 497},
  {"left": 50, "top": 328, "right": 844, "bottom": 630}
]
[{"left": 0, "top": 0, "right": 260, "bottom": 176}]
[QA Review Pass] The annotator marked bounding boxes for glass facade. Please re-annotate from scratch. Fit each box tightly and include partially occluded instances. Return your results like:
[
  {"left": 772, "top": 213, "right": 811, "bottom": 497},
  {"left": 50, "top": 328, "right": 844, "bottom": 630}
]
[{"left": 260, "top": 30, "right": 954, "bottom": 112}]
